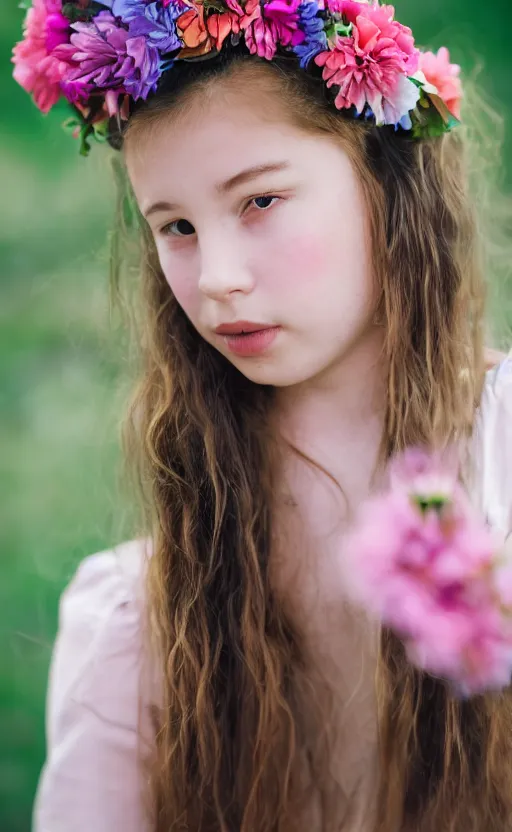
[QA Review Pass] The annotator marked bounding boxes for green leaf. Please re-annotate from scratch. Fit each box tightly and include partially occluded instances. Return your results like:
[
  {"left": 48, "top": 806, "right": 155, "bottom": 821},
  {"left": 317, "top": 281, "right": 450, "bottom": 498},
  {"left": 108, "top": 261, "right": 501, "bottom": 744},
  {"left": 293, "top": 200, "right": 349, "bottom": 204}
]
[
  {"left": 62, "top": 117, "right": 81, "bottom": 133},
  {"left": 410, "top": 93, "right": 456, "bottom": 140},
  {"left": 79, "top": 125, "right": 94, "bottom": 157},
  {"left": 325, "top": 18, "right": 352, "bottom": 41},
  {"left": 412, "top": 494, "right": 450, "bottom": 514},
  {"left": 62, "top": 2, "right": 105, "bottom": 22},
  {"left": 203, "top": 0, "right": 227, "bottom": 11},
  {"left": 335, "top": 22, "right": 352, "bottom": 37},
  {"left": 92, "top": 120, "right": 109, "bottom": 143},
  {"left": 409, "top": 76, "right": 424, "bottom": 90}
]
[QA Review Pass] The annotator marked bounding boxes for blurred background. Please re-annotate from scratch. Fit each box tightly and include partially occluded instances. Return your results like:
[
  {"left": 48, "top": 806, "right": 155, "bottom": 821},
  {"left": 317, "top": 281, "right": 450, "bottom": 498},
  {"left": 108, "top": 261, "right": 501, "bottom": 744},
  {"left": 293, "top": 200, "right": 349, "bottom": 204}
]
[{"left": 1, "top": 1, "right": 511, "bottom": 829}]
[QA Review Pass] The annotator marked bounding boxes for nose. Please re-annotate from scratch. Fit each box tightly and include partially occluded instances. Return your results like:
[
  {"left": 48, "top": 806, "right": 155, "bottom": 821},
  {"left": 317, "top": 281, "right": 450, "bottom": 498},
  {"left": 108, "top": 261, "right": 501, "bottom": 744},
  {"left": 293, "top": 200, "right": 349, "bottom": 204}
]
[{"left": 198, "top": 229, "right": 255, "bottom": 301}]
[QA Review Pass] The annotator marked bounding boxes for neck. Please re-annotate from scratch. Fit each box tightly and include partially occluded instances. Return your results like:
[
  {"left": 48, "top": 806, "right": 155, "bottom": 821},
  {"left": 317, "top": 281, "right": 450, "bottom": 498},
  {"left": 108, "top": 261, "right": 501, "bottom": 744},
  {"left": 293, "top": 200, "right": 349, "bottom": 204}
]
[{"left": 275, "top": 328, "right": 387, "bottom": 502}]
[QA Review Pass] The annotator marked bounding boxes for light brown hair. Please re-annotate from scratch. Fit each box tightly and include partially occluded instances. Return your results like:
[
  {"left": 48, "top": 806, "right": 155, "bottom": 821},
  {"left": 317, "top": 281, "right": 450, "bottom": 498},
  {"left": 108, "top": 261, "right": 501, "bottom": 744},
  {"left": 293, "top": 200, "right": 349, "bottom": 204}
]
[{"left": 113, "top": 55, "right": 512, "bottom": 831}]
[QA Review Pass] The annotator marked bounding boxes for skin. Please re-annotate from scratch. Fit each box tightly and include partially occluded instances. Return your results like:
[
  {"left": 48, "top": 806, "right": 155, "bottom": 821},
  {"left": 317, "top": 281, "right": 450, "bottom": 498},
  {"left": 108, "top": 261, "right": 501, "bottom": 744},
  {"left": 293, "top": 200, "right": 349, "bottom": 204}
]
[
  {"left": 127, "top": 81, "right": 388, "bottom": 497},
  {"left": 127, "top": 88, "right": 383, "bottom": 385}
]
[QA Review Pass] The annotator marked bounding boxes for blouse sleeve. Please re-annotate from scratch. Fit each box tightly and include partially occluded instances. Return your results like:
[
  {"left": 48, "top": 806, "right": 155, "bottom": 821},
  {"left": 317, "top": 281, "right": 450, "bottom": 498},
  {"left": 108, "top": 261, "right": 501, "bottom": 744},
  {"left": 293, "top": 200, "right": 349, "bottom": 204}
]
[
  {"left": 475, "top": 350, "right": 512, "bottom": 538},
  {"left": 33, "top": 541, "right": 155, "bottom": 832}
]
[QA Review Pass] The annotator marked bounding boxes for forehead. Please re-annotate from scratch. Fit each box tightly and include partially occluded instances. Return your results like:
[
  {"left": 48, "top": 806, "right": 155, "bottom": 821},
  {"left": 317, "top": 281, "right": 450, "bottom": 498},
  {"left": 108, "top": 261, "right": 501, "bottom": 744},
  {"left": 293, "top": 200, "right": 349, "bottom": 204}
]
[{"left": 125, "top": 88, "right": 327, "bottom": 203}]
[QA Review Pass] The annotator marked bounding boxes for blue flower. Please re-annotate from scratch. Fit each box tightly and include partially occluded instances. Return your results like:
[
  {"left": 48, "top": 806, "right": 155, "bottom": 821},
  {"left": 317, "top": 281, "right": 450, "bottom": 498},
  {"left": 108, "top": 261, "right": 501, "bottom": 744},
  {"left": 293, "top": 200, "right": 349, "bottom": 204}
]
[
  {"left": 102, "top": 0, "right": 183, "bottom": 54},
  {"left": 292, "top": 0, "right": 327, "bottom": 69},
  {"left": 397, "top": 112, "right": 413, "bottom": 131}
]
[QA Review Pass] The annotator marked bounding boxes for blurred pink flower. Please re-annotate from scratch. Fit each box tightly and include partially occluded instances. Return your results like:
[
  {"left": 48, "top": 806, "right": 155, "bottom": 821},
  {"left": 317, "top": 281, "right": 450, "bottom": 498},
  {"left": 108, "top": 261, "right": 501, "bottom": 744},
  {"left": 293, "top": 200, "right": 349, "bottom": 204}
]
[
  {"left": 315, "top": 1, "right": 420, "bottom": 124},
  {"left": 419, "top": 47, "right": 462, "bottom": 119},
  {"left": 343, "top": 448, "right": 512, "bottom": 695},
  {"left": 12, "top": 0, "right": 72, "bottom": 113}
]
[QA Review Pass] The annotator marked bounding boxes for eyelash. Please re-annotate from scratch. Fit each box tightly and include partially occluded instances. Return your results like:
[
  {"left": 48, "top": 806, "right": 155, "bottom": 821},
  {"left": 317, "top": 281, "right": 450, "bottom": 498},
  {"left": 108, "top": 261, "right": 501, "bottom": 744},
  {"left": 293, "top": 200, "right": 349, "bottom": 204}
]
[{"left": 160, "top": 194, "right": 282, "bottom": 238}]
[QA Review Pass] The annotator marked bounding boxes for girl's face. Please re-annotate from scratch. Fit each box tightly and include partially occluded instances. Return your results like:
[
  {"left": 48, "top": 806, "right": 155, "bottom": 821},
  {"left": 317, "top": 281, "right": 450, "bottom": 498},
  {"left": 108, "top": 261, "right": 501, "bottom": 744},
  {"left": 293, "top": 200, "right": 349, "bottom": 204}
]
[{"left": 127, "top": 86, "right": 379, "bottom": 388}]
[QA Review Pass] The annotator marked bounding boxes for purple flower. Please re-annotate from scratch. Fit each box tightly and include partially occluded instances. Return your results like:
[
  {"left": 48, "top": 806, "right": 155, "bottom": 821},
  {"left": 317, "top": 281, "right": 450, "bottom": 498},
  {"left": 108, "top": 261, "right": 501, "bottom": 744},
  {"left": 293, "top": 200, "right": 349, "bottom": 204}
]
[
  {"left": 53, "top": 10, "right": 162, "bottom": 102},
  {"left": 292, "top": 0, "right": 326, "bottom": 68},
  {"left": 101, "top": 0, "right": 183, "bottom": 53}
]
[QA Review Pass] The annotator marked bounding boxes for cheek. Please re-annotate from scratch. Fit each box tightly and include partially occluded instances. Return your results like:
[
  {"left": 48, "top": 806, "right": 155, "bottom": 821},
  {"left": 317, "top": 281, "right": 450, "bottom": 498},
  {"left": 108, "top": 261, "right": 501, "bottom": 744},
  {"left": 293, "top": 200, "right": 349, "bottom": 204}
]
[
  {"left": 259, "top": 233, "right": 330, "bottom": 290},
  {"left": 159, "top": 250, "right": 200, "bottom": 317},
  {"left": 168, "top": 274, "right": 198, "bottom": 313},
  {"left": 258, "top": 219, "right": 374, "bottom": 329}
]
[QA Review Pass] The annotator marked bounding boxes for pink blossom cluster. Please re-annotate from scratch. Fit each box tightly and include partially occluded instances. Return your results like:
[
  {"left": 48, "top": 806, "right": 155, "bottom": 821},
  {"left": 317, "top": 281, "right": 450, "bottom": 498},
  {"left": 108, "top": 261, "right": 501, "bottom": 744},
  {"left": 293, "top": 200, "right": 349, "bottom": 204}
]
[
  {"left": 343, "top": 449, "right": 512, "bottom": 696},
  {"left": 419, "top": 46, "right": 462, "bottom": 120},
  {"left": 12, "top": 0, "right": 77, "bottom": 113},
  {"left": 315, "top": 0, "right": 420, "bottom": 125},
  {"left": 314, "top": 1, "right": 461, "bottom": 128}
]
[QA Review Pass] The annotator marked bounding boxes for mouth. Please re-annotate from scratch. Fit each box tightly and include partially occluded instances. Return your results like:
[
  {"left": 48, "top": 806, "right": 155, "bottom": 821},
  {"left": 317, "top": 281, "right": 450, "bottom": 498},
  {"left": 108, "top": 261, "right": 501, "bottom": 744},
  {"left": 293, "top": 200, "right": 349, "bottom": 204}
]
[
  {"left": 214, "top": 321, "right": 281, "bottom": 357},
  {"left": 214, "top": 321, "right": 274, "bottom": 335}
]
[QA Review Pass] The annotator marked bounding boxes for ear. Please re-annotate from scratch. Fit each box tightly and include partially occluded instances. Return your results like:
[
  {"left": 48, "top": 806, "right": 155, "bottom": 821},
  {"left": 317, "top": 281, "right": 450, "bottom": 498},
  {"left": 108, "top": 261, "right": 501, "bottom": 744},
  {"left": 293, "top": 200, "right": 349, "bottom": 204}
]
[{"left": 484, "top": 347, "right": 507, "bottom": 371}]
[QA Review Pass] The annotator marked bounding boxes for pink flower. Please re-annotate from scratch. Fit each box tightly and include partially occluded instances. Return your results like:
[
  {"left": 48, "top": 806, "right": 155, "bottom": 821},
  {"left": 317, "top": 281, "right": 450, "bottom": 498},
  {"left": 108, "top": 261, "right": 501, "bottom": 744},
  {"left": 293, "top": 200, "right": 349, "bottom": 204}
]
[
  {"left": 45, "top": 8, "right": 71, "bottom": 52},
  {"left": 343, "top": 448, "right": 512, "bottom": 696},
  {"left": 328, "top": 0, "right": 418, "bottom": 73},
  {"left": 419, "top": 47, "right": 462, "bottom": 120},
  {"left": 245, "top": 0, "right": 305, "bottom": 61},
  {"left": 315, "top": 1, "right": 420, "bottom": 125},
  {"left": 12, "top": 0, "right": 65, "bottom": 113},
  {"left": 11, "top": 0, "right": 85, "bottom": 113}
]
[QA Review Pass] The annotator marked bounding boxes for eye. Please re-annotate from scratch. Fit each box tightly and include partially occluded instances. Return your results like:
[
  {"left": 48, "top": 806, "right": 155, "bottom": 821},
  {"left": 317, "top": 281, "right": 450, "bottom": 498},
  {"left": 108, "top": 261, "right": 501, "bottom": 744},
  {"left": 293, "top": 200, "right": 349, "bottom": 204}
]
[
  {"left": 162, "top": 218, "right": 196, "bottom": 237},
  {"left": 160, "top": 195, "right": 280, "bottom": 237},
  {"left": 250, "top": 195, "right": 280, "bottom": 211}
]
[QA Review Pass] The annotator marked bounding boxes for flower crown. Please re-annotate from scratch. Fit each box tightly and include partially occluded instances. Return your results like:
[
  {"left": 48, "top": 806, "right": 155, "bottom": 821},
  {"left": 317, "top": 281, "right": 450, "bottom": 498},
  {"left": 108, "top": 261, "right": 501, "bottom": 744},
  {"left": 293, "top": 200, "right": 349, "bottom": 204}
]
[{"left": 12, "top": 0, "right": 462, "bottom": 155}]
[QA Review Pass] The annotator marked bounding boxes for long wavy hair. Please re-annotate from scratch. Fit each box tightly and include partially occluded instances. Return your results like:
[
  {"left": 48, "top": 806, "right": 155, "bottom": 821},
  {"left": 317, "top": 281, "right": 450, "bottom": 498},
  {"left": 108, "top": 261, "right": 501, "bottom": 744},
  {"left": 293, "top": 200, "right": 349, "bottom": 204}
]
[{"left": 111, "top": 52, "right": 512, "bottom": 831}]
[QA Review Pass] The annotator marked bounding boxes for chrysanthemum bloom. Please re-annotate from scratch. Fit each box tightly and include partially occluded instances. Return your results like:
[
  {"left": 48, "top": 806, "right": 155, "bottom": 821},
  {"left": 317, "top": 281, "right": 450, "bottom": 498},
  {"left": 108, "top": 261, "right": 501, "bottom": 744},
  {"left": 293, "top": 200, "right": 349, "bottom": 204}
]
[
  {"left": 245, "top": 0, "right": 305, "bottom": 61},
  {"left": 419, "top": 46, "right": 462, "bottom": 119},
  {"left": 315, "top": 1, "right": 420, "bottom": 125},
  {"left": 53, "top": 11, "right": 161, "bottom": 109},
  {"left": 12, "top": 0, "right": 78, "bottom": 113},
  {"left": 101, "top": 0, "right": 184, "bottom": 53}
]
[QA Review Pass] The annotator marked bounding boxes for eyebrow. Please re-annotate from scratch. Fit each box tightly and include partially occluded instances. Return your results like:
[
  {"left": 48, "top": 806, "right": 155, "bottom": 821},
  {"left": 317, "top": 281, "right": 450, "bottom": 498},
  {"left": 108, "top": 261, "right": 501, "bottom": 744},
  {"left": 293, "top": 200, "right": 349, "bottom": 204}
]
[{"left": 143, "top": 161, "right": 291, "bottom": 218}]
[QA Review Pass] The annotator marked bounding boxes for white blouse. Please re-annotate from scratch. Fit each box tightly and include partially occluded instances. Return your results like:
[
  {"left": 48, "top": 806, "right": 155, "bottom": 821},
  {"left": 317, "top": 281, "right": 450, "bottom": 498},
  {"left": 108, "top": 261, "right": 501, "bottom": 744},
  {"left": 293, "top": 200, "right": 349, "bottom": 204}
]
[{"left": 33, "top": 354, "right": 512, "bottom": 831}]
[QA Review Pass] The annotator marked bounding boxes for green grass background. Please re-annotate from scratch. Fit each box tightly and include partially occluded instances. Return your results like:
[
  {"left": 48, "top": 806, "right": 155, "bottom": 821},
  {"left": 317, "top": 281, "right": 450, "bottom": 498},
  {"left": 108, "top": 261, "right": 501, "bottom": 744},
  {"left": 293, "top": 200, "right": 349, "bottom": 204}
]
[{"left": 1, "top": 2, "right": 511, "bottom": 829}]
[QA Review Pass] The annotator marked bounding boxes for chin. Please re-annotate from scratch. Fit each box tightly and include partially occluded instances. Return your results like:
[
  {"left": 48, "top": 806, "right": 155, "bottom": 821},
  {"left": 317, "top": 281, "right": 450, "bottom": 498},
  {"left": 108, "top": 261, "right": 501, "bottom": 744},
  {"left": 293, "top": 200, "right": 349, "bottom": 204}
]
[{"left": 230, "top": 358, "right": 316, "bottom": 388}]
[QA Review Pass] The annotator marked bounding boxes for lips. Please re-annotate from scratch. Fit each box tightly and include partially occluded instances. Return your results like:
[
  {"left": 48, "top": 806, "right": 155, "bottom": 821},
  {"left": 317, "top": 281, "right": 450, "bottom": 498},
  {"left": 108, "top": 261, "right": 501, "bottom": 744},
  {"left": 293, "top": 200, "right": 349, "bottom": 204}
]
[
  {"left": 214, "top": 321, "right": 281, "bottom": 357},
  {"left": 215, "top": 321, "right": 273, "bottom": 335}
]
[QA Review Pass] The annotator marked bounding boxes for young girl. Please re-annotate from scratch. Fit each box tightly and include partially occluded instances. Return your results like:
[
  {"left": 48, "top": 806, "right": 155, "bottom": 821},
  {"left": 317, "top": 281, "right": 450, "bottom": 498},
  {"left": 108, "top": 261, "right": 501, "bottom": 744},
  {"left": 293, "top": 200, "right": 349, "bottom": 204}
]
[{"left": 13, "top": 1, "right": 512, "bottom": 830}]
